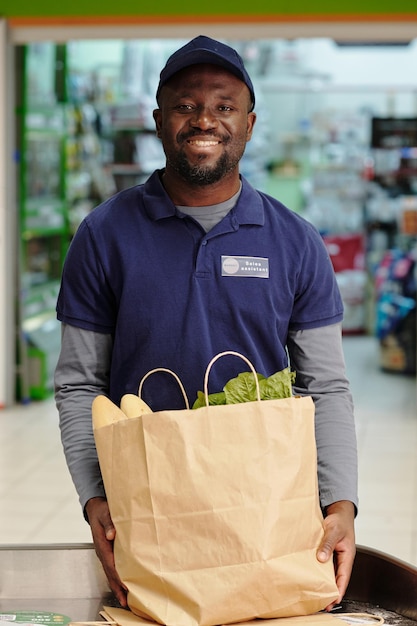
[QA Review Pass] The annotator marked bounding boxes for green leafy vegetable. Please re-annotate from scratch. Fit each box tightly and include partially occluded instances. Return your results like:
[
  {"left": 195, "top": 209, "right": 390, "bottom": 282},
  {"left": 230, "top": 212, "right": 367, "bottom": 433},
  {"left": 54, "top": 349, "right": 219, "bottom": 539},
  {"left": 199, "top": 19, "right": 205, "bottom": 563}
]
[
  {"left": 193, "top": 390, "right": 226, "bottom": 408},
  {"left": 259, "top": 369, "right": 296, "bottom": 401},
  {"left": 224, "top": 372, "right": 266, "bottom": 404},
  {"left": 192, "top": 368, "right": 296, "bottom": 409}
]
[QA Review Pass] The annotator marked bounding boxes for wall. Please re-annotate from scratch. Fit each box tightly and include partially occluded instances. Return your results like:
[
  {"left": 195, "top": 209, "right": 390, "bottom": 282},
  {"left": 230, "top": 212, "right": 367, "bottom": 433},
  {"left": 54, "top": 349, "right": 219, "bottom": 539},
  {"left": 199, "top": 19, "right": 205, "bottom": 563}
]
[
  {"left": 0, "top": 20, "right": 16, "bottom": 407},
  {"left": 2, "top": 0, "right": 417, "bottom": 19},
  {"left": 3, "top": 1, "right": 417, "bottom": 46}
]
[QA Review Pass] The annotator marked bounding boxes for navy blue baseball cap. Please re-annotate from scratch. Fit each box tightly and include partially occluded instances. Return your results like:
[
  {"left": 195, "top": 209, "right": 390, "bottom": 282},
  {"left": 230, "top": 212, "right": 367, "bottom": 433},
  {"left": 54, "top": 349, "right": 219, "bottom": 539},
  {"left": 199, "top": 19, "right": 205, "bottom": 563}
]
[{"left": 156, "top": 35, "right": 255, "bottom": 110}]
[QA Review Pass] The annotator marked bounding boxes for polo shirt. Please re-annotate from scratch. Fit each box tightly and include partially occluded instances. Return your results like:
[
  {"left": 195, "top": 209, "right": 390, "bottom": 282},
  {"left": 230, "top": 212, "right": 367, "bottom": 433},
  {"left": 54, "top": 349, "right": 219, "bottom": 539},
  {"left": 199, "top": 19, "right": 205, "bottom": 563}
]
[{"left": 57, "top": 170, "right": 343, "bottom": 411}]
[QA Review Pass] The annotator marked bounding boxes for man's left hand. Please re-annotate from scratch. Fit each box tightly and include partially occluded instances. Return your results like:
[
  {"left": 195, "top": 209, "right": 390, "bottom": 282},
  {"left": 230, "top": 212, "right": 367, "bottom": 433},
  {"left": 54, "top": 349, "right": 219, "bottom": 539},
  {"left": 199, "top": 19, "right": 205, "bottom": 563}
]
[{"left": 317, "top": 499, "right": 356, "bottom": 610}]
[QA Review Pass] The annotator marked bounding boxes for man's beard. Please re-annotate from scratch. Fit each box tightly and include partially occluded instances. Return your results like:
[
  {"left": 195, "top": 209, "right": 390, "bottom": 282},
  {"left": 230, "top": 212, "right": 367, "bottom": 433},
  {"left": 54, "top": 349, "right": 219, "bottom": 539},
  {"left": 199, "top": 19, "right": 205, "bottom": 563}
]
[{"left": 167, "top": 138, "right": 245, "bottom": 186}]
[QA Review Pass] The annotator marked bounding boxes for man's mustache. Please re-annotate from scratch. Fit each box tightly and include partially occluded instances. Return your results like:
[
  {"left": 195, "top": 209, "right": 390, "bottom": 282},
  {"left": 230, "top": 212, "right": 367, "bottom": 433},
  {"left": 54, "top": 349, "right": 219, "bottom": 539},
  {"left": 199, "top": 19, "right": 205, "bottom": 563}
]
[{"left": 177, "top": 130, "right": 229, "bottom": 143}]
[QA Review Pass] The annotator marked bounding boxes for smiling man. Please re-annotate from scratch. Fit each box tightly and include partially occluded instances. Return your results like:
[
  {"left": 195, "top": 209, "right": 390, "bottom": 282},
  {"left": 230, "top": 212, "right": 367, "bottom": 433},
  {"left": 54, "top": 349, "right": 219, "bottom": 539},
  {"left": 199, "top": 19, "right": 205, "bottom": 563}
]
[
  {"left": 55, "top": 35, "right": 358, "bottom": 612},
  {"left": 154, "top": 62, "right": 256, "bottom": 195}
]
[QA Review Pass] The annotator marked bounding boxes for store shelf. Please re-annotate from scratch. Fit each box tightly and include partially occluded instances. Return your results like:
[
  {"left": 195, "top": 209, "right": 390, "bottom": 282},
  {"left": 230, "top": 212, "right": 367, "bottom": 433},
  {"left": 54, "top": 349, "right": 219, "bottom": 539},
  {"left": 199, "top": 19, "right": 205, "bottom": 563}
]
[{"left": 15, "top": 43, "right": 70, "bottom": 401}]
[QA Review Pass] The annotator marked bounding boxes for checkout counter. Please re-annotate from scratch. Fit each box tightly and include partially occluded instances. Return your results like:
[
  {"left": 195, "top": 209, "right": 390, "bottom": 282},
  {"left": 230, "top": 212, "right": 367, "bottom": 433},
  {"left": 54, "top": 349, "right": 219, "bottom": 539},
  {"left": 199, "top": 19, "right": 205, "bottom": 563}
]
[{"left": 1, "top": 544, "right": 417, "bottom": 625}]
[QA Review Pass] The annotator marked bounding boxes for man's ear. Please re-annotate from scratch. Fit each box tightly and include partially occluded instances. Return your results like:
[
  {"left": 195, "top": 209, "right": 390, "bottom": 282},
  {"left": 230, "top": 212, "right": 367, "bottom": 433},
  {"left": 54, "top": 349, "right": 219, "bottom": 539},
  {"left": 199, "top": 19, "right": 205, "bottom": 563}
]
[
  {"left": 153, "top": 109, "right": 162, "bottom": 138},
  {"left": 246, "top": 111, "right": 257, "bottom": 141}
]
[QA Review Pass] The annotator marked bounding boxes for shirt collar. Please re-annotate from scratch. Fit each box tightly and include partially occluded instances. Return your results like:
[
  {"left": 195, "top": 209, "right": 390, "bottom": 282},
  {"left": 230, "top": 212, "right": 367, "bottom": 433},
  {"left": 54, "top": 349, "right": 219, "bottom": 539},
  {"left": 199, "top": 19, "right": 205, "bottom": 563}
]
[{"left": 143, "top": 169, "right": 265, "bottom": 227}]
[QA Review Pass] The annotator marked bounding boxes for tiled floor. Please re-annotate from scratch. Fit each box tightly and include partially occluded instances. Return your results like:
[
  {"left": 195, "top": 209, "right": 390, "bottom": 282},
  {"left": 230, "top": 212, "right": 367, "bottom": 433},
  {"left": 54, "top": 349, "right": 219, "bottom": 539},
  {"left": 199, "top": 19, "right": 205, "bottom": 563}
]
[{"left": 0, "top": 334, "right": 416, "bottom": 567}]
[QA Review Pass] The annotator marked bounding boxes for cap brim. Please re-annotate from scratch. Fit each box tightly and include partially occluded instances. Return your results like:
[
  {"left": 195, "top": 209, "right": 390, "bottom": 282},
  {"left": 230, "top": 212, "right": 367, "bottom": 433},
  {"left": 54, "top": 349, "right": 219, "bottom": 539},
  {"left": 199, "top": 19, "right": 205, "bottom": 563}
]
[{"left": 157, "top": 48, "right": 255, "bottom": 107}]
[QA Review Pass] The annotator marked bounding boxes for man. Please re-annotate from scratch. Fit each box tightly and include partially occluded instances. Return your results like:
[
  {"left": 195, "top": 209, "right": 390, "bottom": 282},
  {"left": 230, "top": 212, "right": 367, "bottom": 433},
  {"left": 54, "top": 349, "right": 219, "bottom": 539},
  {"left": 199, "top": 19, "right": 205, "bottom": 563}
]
[{"left": 55, "top": 35, "right": 357, "bottom": 611}]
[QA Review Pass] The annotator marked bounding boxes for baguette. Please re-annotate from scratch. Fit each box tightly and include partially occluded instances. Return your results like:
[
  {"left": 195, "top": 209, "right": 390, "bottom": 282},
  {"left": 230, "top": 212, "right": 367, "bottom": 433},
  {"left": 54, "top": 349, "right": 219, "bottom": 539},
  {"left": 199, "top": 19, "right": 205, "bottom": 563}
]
[
  {"left": 92, "top": 395, "right": 127, "bottom": 429},
  {"left": 120, "top": 393, "right": 152, "bottom": 417}
]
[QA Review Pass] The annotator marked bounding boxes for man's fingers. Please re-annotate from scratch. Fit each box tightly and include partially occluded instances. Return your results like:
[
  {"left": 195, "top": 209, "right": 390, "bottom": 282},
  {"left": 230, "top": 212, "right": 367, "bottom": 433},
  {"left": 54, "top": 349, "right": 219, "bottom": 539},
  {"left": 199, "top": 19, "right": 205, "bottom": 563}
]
[
  {"left": 85, "top": 498, "right": 128, "bottom": 607},
  {"left": 95, "top": 530, "right": 128, "bottom": 606},
  {"left": 104, "top": 523, "right": 116, "bottom": 541},
  {"left": 317, "top": 528, "right": 338, "bottom": 562},
  {"left": 316, "top": 502, "right": 356, "bottom": 610}
]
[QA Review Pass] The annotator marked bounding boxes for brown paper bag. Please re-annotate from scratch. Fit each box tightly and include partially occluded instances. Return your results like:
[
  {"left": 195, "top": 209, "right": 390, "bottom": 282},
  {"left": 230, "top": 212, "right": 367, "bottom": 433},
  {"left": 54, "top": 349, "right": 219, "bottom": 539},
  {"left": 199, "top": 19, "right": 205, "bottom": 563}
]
[
  {"left": 102, "top": 605, "right": 345, "bottom": 626},
  {"left": 93, "top": 352, "right": 338, "bottom": 626}
]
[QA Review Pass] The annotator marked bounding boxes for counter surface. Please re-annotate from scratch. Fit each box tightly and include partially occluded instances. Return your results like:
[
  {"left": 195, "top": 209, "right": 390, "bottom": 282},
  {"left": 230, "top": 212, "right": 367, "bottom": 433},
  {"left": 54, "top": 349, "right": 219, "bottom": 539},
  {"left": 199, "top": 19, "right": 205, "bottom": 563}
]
[{"left": 1, "top": 544, "right": 417, "bottom": 624}]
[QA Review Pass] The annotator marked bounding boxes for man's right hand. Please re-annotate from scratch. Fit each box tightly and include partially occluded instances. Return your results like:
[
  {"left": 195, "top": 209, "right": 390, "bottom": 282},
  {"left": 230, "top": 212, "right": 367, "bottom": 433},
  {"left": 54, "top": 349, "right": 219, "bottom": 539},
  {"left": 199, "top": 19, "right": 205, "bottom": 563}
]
[{"left": 85, "top": 497, "right": 128, "bottom": 607}]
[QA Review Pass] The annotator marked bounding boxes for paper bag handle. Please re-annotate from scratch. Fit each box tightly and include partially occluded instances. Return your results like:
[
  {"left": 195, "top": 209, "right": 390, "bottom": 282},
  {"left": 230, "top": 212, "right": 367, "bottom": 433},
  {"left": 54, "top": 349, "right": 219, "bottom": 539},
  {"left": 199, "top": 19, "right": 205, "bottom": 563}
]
[
  {"left": 204, "top": 351, "right": 261, "bottom": 406},
  {"left": 138, "top": 368, "right": 190, "bottom": 410}
]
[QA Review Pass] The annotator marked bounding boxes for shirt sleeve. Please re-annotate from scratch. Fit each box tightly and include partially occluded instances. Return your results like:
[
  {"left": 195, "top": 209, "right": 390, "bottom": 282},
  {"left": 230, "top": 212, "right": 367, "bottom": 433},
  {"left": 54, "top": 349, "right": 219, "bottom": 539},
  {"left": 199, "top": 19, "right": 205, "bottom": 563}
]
[
  {"left": 54, "top": 323, "right": 113, "bottom": 513},
  {"left": 56, "top": 219, "right": 117, "bottom": 333},
  {"left": 287, "top": 322, "right": 358, "bottom": 514}
]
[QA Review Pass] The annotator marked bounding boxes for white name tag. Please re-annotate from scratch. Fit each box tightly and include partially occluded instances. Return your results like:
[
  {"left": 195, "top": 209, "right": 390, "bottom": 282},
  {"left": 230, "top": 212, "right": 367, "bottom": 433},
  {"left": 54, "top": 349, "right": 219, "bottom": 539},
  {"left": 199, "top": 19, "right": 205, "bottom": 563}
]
[{"left": 221, "top": 256, "right": 269, "bottom": 278}]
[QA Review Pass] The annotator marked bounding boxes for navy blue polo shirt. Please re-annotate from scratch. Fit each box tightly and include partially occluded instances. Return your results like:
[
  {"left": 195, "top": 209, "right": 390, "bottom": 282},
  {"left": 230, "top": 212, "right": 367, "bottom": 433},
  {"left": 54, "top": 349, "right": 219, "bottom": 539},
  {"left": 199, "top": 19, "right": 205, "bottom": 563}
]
[{"left": 57, "top": 170, "right": 343, "bottom": 411}]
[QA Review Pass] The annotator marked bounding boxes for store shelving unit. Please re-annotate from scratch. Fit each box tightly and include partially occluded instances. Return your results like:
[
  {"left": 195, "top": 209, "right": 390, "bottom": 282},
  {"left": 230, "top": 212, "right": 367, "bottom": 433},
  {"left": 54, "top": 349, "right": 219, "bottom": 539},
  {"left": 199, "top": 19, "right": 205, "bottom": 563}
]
[
  {"left": 366, "top": 116, "right": 417, "bottom": 374},
  {"left": 15, "top": 43, "right": 70, "bottom": 400}
]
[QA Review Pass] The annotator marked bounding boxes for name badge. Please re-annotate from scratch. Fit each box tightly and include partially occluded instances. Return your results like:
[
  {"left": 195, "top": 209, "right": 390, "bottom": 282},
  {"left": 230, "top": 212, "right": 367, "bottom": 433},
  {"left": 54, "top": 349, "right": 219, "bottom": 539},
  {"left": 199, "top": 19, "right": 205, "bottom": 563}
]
[{"left": 221, "top": 256, "right": 269, "bottom": 278}]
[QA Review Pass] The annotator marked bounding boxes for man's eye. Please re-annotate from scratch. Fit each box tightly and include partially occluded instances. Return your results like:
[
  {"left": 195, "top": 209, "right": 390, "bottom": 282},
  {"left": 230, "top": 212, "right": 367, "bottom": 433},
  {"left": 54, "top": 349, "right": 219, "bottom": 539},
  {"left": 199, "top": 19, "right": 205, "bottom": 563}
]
[
  {"left": 176, "top": 104, "right": 193, "bottom": 111},
  {"left": 218, "top": 105, "right": 233, "bottom": 112}
]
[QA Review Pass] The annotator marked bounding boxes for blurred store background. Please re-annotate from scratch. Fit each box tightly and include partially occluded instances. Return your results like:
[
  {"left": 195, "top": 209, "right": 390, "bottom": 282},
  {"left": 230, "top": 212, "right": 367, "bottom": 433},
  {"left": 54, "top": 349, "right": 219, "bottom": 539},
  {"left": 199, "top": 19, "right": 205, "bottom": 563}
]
[
  {"left": 1, "top": 32, "right": 416, "bottom": 565},
  {"left": 15, "top": 37, "right": 416, "bottom": 401}
]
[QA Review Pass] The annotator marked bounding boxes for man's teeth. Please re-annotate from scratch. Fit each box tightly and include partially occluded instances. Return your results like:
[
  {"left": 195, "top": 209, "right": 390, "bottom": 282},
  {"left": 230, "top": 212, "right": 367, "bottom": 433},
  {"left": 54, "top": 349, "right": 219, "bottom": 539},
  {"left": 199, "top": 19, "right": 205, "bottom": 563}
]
[{"left": 189, "top": 140, "right": 218, "bottom": 146}]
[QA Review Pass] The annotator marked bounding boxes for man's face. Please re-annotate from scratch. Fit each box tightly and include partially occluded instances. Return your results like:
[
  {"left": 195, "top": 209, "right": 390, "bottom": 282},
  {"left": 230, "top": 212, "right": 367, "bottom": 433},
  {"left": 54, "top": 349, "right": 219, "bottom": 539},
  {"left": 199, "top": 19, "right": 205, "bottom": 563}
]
[{"left": 153, "top": 64, "right": 256, "bottom": 187}]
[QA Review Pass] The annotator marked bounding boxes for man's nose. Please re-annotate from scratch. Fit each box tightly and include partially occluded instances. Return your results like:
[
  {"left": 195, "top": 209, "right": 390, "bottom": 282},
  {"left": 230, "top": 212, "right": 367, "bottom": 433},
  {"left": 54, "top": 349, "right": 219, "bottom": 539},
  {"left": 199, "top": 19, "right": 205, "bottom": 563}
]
[{"left": 190, "top": 106, "right": 218, "bottom": 129}]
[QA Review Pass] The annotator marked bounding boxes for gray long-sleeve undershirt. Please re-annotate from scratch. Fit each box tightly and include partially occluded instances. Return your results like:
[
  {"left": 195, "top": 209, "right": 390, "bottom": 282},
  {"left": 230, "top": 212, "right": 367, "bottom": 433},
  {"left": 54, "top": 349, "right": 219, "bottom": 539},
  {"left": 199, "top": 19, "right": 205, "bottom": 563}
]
[{"left": 54, "top": 322, "right": 358, "bottom": 516}]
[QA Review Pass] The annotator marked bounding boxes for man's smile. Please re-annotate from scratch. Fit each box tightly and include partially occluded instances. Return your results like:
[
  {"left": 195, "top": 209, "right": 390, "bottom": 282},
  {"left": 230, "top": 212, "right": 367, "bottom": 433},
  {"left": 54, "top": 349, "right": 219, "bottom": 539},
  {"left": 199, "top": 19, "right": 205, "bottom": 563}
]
[{"left": 187, "top": 139, "right": 220, "bottom": 147}]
